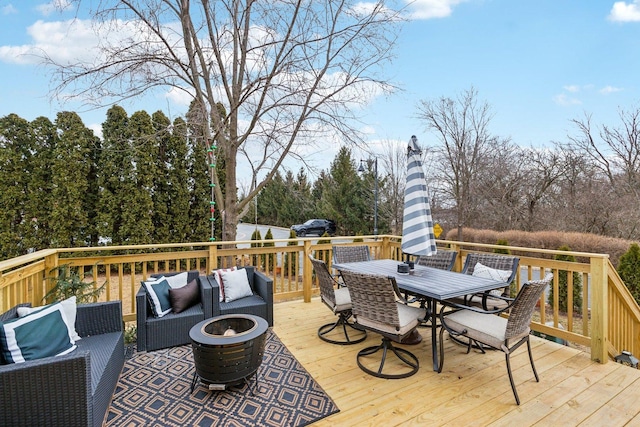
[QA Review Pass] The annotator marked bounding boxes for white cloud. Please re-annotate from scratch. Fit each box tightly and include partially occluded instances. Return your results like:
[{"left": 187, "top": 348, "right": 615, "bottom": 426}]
[
  {"left": 600, "top": 85, "right": 623, "bottom": 94},
  {"left": 553, "top": 93, "right": 582, "bottom": 106},
  {"left": 408, "top": 0, "right": 469, "bottom": 20},
  {"left": 563, "top": 85, "right": 581, "bottom": 93},
  {"left": 0, "top": 19, "right": 99, "bottom": 65},
  {"left": 608, "top": 1, "right": 640, "bottom": 22},
  {"left": 36, "top": 0, "right": 73, "bottom": 16},
  {"left": 2, "top": 4, "right": 18, "bottom": 15}
]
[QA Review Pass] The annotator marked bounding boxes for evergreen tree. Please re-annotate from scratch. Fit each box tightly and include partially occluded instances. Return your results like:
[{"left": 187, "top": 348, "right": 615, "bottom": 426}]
[
  {"left": 250, "top": 228, "right": 263, "bottom": 267},
  {"left": 315, "top": 231, "right": 332, "bottom": 264},
  {"left": 618, "top": 243, "right": 640, "bottom": 305},
  {"left": 283, "top": 229, "right": 299, "bottom": 276},
  {"left": 24, "top": 116, "right": 57, "bottom": 251},
  {"left": 187, "top": 128, "right": 211, "bottom": 242},
  {"left": 320, "top": 147, "right": 368, "bottom": 235},
  {"left": 186, "top": 101, "right": 219, "bottom": 242},
  {"left": 494, "top": 239, "right": 511, "bottom": 254},
  {"left": 51, "top": 112, "right": 96, "bottom": 247},
  {"left": 166, "top": 116, "right": 191, "bottom": 242},
  {"left": 0, "top": 114, "right": 32, "bottom": 258},
  {"left": 151, "top": 111, "right": 173, "bottom": 243},
  {"left": 257, "top": 171, "right": 286, "bottom": 226},
  {"left": 263, "top": 228, "right": 276, "bottom": 270},
  {"left": 98, "top": 105, "right": 135, "bottom": 245},
  {"left": 548, "top": 245, "right": 583, "bottom": 312},
  {"left": 125, "top": 110, "right": 156, "bottom": 244}
]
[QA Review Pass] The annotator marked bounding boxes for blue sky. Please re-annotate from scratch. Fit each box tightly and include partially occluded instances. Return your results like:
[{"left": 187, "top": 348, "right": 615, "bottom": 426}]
[{"left": 1, "top": 0, "right": 640, "bottom": 178}]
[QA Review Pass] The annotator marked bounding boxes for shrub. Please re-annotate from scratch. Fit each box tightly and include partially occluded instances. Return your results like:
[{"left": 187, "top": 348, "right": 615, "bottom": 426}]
[
  {"left": 618, "top": 243, "right": 640, "bottom": 305},
  {"left": 547, "top": 245, "right": 583, "bottom": 312},
  {"left": 283, "top": 229, "right": 299, "bottom": 276},
  {"left": 494, "top": 239, "right": 511, "bottom": 254},
  {"left": 315, "top": 232, "right": 332, "bottom": 264},
  {"left": 250, "top": 228, "right": 262, "bottom": 267},
  {"left": 44, "top": 263, "right": 105, "bottom": 304},
  {"left": 261, "top": 228, "right": 276, "bottom": 270}
]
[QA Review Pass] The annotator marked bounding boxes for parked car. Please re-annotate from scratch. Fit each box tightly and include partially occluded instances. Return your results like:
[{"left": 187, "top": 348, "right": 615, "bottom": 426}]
[{"left": 291, "top": 219, "right": 336, "bottom": 237}]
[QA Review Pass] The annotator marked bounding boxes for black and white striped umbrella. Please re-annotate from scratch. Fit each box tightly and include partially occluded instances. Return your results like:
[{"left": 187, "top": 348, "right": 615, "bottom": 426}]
[{"left": 401, "top": 135, "right": 437, "bottom": 257}]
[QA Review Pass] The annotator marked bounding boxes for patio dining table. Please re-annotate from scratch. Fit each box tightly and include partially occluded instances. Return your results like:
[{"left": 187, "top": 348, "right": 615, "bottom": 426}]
[{"left": 332, "top": 258, "right": 506, "bottom": 371}]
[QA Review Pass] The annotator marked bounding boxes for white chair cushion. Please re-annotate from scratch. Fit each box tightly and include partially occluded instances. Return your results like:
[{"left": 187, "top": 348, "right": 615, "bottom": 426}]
[
  {"left": 444, "top": 309, "right": 530, "bottom": 350},
  {"left": 356, "top": 303, "right": 425, "bottom": 337},
  {"left": 332, "top": 287, "right": 352, "bottom": 312}
]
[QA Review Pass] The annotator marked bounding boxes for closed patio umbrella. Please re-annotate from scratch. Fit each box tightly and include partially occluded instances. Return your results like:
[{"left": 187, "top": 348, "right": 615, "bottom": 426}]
[{"left": 401, "top": 135, "right": 437, "bottom": 259}]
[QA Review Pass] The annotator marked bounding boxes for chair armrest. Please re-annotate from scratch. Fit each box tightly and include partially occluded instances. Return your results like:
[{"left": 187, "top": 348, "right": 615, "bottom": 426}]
[
  {"left": 0, "top": 350, "right": 92, "bottom": 426},
  {"left": 198, "top": 275, "right": 213, "bottom": 318},
  {"left": 479, "top": 291, "right": 515, "bottom": 311},
  {"left": 252, "top": 270, "right": 273, "bottom": 303},
  {"left": 75, "top": 301, "right": 123, "bottom": 337},
  {"left": 440, "top": 298, "right": 511, "bottom": 316},
  {"left": 252, "top": 270, "right": 274, "bottom": 326},
  {"left": 204, "top": 276, "right": 222, "bottom": 317},
  {"left": 136, "top": 285, "right": 149, "bottom": 351}
]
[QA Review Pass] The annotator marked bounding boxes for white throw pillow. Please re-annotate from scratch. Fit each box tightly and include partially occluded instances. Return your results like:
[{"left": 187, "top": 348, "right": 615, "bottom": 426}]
[
  {"left": 17, "top": 296, "right": 81, "bottom": 342},
  {"left": 472, "top": 262, "right": 513, "bottom": 297},
  {"left": 164, "top": 272, "right": 189, "bottom": 289},
  {"left": 212, "top": 266, "right": 238, "bottom": 302},
  {"left": 220, "top": 269, "right": 254, "bottom": 303}
]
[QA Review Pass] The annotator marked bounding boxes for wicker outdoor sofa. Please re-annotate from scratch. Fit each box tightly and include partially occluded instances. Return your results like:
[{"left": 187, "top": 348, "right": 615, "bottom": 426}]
[{"left": 0, "top": 301, "right": 125, "bottom": 427}]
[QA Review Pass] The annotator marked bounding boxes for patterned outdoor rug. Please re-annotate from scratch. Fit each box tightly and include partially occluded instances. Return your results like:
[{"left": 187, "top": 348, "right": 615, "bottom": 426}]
[{"left": 106, "top": 329, "right": 339, "bottom": 426}]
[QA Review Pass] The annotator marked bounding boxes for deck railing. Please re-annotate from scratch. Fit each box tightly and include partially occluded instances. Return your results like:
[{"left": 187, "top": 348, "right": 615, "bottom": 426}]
[{"left": 0, "top": 235, "right": 634, "bottom": 363}]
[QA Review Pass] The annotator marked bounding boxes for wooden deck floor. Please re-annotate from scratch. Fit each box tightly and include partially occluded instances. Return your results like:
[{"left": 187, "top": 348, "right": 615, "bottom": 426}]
[{"left": 272, "top": 298, "right": 640, "bottom": 426}]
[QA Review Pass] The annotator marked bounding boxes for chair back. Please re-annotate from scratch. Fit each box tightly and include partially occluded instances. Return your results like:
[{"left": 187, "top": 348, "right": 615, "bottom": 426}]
[
  {"left": 332, "top": 245, "right": 371, "bottom": 264},
  {"left": 505, "top": 273, "right": 553, "bottom": 339},
  {"left": 340, "top": 270, "right": 400, "bottom": 328},
  {"left": 417, "top": 250, "right": 457, "bottom": 271},
  {"left": 309, "top": 256, "right": 338, "bottom": 307},
  {"left": 462, "top": 253, "right": 519, "bottom": 284}
]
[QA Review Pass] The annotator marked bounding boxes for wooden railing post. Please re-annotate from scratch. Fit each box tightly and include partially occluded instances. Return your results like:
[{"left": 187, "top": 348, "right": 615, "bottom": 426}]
[
  {"left": 380, "top": 236, "right": 391, "bottom": 260},
  {"left": 303, "top": 240, "right": 313, "bottom": 303},
  {"left": 448, "top": 242, "right": 462, "bottom": 272},
  {"left": 209, "top": 244, "right": 218, "bottom": 271},
  {"left": 591, "top": 255, "right": 609, "bottom": 363},
  {"left": 42, "top": 252, "right": 59, "bottom": 303}
]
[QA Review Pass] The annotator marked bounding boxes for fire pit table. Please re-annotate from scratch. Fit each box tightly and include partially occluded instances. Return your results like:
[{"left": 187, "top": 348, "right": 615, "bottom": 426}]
[{"left": 190, "top": 314, "right": 268, "bottom": 391}]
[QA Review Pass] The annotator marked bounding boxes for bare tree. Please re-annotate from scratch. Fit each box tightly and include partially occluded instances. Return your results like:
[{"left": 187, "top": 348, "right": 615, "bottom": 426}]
[
  {"left": 568, "top": 109, "right": 640, "bottom": 199},
  {"left": 417, "top": 87, "right": 506, "bottom": 240},
  {"left": 378, "top": 139, "right": 408, "bottom": 235},
  {"left": 45, "top": 0, "right": 403, "bottom": 241},
  {"left": 566, "top": 108, "right": 640, "bottom": 238}
]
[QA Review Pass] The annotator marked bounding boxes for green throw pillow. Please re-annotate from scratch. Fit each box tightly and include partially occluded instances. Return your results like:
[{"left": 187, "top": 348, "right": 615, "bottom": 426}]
[
  {"left": 143, "top": 277, "right": 172, "bottom": 317},
  {"left": 0, "top": 302, "right": 76, "bottom": 363}
]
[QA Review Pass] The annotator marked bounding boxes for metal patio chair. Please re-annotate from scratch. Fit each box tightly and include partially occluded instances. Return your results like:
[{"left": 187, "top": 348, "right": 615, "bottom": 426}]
[
  {"left": 310, "top": 256, "right": 366, "bottom": 345},
  {"left": 438, "top": 273, "right": 553, "bottom": 405},
  {"left": 416, "top": 250, "right": 457, "bottom": 271},
  {"left": 332, "top": 245, "right": 371, "bottom": 264},
  {"left": 341, "top": 269, "right": 426, "bottom": 379},
  {"left": 449, "top": 253, "right": 520, "bottom": 311}
]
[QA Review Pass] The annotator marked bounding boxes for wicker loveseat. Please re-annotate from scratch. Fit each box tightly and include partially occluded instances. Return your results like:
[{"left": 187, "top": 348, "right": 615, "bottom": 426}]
[{"left": 0, "top": 301, "right": 125, "bottom": 427}]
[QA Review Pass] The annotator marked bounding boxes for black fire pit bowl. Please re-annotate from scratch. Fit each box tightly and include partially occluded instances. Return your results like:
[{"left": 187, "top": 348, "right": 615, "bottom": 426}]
[{"left": 190, "top": 314, "right": 268, "bottom": 390}]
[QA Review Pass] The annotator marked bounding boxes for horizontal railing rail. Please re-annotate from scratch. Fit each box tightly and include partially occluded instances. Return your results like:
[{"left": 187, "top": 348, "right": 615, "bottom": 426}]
[{"left": 0, "top": 235, "right": 631, "bottom": 363}]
